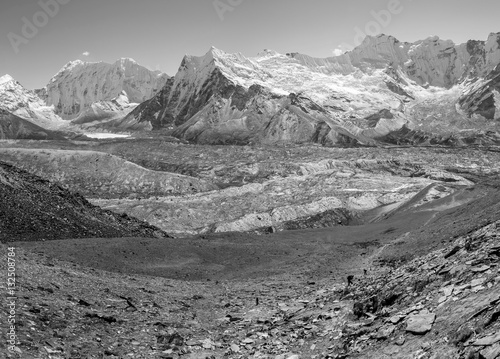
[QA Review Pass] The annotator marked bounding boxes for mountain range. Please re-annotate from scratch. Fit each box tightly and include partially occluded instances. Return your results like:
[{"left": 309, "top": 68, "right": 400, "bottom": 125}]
[{"left": 2, "top": 32, "right": 500, "bottom": 145}]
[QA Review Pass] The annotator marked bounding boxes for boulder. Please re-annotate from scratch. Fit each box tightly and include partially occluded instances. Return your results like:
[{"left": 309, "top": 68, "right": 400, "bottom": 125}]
[
  {"left": 406, "top": 312, "right": 436, "bottom": 334},
  {"left": 473, "top": 332, "right": 500, "bottom": 346},
  {"left": 481, "top": 343, "right": 500, "bottom": 359}
]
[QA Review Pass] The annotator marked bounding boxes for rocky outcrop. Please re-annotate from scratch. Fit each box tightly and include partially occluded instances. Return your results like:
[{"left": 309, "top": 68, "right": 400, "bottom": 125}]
[
  {"left": 323, "top": 218, "right": 500, "bottom": 358},
  {"left": 459, "top": 63, "right": 500, "bottom": 120},
  {"left": 39, "top": 58, "right": 169, "bottom": 120}
]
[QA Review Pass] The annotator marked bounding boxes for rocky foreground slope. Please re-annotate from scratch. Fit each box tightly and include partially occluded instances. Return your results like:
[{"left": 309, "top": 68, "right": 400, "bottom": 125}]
[
  {"left": 0, "top": 161, "right": 169, "bottom": 241},
  {"left": 2, "top": 177, "right": 500, "bottom": 358},
  {"left": 112, "top": 33, "right": 500, "bottom": 146}
]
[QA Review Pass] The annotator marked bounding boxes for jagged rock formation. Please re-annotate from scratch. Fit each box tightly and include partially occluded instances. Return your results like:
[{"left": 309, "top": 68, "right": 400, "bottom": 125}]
[
  {"left": 114, "top": 33, "right": 500, "bottom": 146},
  {"left": 0, "top": 161, "right": 169, "bottom": 241},
  {"left": 38, "top": 58, "right": 169, "bottom": 120},
  {"left": 459, "top": 64, "right": 500, "bottom": 120}
]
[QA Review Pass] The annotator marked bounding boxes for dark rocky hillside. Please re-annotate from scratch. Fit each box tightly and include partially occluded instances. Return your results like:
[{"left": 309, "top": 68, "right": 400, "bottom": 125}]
[{"left": 0, "top": 161, "right": 169, "bottom": 242}]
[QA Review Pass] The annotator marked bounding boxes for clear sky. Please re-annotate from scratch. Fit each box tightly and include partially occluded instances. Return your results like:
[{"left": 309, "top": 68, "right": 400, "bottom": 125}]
[{"left": 1, "top": 0, "right": 499, "bottom": 89}]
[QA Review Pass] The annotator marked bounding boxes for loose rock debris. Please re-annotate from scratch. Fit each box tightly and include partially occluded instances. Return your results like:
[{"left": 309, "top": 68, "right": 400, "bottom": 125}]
[{"left": 1, "top": 219, "right": 500, "bottom": 358}]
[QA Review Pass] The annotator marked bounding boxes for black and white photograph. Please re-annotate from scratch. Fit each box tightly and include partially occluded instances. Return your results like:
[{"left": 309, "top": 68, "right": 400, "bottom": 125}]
[{"left": 1, "top": 0, "right": 500, "bottom": 358}]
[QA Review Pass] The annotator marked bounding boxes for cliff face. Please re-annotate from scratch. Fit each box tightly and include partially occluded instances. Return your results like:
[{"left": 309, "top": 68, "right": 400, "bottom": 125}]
[{"left": 39, "top": 58, "right": 169, "bottom": 119}]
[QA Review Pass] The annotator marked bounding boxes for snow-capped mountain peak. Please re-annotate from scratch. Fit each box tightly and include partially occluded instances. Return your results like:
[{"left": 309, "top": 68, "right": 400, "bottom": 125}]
[
  {"left": 0, "top": 74, "right": 15, "bottom": 85},
  {"left": 49, "top": 60, "right": 86, "bottom": 82},
  {"left": 115, "top": 32, "right": 500, "bottom": 146},
  {"left": 118, "top": 57, "right": 137, "bottom": 63},
  {"left": 256, "top": 49, "right": 280, "bottom": 58},
  {"left": 198, "top": 46, "right": 250, "bottom": 69},
  {"left": 0, "top": 74, "right": 65, "bottom": 129},
  {"left": 41, "top": 58, "right": 170, "bottom": 119},
  {"left": 3, "top": 32, "right": 500, "bottom": 146}
]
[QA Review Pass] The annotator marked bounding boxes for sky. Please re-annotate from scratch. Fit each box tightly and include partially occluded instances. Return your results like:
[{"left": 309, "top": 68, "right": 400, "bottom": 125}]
[{"left": 0, "top": 0, "right": 499, "bottom": 90}]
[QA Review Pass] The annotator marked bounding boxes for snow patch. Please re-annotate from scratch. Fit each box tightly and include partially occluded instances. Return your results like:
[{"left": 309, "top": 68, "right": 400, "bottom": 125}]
[{"left": 0, "top": 74, "right": 14, "bottom": 85}]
